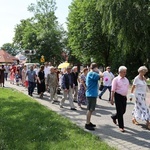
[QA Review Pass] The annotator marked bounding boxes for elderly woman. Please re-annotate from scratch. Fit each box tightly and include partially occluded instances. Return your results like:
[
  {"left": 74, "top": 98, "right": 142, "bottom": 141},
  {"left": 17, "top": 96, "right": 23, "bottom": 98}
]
[
  {"left": 78, "top": 68, "right": 88, "bottom": 108},
  {"left": 130, "top": 66, "right": 150, "bottom": 129},
  {"left": 37, "top": 65, "right": 45, "bottom": 98},
  {"left": 46, "top": 66, "right": 58, "bottom": 103}
]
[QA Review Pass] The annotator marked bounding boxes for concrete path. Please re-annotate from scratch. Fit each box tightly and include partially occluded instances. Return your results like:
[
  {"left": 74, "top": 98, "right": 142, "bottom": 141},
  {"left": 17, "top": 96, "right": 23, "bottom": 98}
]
[{"left": 4, "top": 81, "right": 150, "bottom": 150}]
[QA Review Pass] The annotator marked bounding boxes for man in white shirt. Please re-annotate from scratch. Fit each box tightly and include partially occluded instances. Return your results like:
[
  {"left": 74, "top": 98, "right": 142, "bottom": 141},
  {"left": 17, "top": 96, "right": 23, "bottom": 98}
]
[
  {"left": 33, "top": 64, "right": 39, "bottom": 76},
  {"left": 99, "top": 66, "right": 114, "bottom": 101},
  {"left": 44, "top": 62, "right": 50, "bottom": 81}
]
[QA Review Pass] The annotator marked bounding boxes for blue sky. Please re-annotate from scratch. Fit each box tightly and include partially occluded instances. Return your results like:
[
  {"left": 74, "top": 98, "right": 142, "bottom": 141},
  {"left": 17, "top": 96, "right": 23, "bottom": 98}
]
[{"left": 0, "top": 0, "right": 72, "bottom": 47}]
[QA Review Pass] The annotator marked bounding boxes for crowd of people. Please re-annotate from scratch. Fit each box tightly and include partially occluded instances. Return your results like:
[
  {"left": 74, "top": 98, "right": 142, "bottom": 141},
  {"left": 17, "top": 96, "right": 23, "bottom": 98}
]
[{"left": 0, "top": 62, "right": 150, "bottom": 132}]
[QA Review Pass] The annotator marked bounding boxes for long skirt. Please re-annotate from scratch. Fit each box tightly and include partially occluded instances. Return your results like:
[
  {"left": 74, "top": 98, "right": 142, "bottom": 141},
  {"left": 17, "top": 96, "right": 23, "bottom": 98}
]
[
  {"left": 37, "top": 81, "right": 45, "bottom": 94},
  {"left": 132, "top": 93, "right": 150, "bottom": 121}
]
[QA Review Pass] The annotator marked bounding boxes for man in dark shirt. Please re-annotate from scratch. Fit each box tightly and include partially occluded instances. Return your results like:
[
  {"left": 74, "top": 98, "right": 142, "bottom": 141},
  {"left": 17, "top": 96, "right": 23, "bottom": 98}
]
[
  {"left": 0, "top": 65, "right": 5, "bottom": 87},
  {"left": 71, "top": 66, "right": 79, "bottom": 102},
  {"left": 60, "top": 66, "right": 76, "bottom": 110}
]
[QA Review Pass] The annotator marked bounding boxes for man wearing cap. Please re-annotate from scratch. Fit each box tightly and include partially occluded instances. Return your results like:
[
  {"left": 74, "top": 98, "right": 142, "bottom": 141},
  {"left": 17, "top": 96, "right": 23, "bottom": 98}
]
[
  {"left": 60, "top": 66, "right": 76, "bottom": 110},
  {"left": 99, "top": 66, "right": 114, "bottom": 101},
  {"left": 85, "top": 63, "right": 103, "bottom": 130}
]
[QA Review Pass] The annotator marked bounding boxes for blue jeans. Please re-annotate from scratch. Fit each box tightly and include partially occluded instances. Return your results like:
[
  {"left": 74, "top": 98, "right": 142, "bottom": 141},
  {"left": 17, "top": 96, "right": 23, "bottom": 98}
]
[
  {"left": 4, "top": 73, "right": 8, "bottom": 81},
  {"left": 99, "top": 86, "right": 111, "bottom": 100},
  {"left": 28, "top": 81, "right": 35, "bottom": 95}
]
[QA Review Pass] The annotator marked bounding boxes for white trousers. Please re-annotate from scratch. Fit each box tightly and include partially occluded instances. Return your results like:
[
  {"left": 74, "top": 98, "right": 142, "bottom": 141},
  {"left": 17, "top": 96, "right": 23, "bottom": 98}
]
[{"left": 60, "top": 86, "right": 75, "bottom": 108}]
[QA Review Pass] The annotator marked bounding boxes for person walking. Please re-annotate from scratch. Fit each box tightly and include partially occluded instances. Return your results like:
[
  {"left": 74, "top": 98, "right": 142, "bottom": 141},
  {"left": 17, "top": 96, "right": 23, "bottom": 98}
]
[
  {"left": 15, "top": 70, "right": 20, "bottom": 86},
  {"left": 85, "top": 63, "right": 102, "bottom": 130},
  {"left": 110, "top": 66, "right": 129, "bottom": 132},
  {"left": 99, "top": 66, "right": 114, "bottom": 101},
  {"left": 46, "top": 66, "right": 58, "bottom": 103},
  {"left": 33, "top": 64, "right": 40, "bottom": 76},
  {"left": 78, "top": 68, "right": 88, "bottom": 108},
  {"left": 44, "top": 62, "right": 50, "bottom": 82},
  {"left": 0, "top": 65, "right": 5, "bottom": 87},
  {"left": 21, "top": 65, "right": 27, "bottom": 87},
  {"left": 37, "top": 65, "right": 46, "bottom": 98},
  {"left": 4, "top": 64, "right": 9, "bottom": 81},
  {"left": 72, "top": 66, "right": 79, "bottom": 103},
  {"left": 60, "top": 66, "right": 76, "bottom": 110},
  {"left": 26, "top": 65, "right": 36, "bottom": 96},
  {"left": 10, "top": 69, "right": 15, "bottom": 84},
  {"left": 130, "top": 66, "right": 150, "bottom": 129}
]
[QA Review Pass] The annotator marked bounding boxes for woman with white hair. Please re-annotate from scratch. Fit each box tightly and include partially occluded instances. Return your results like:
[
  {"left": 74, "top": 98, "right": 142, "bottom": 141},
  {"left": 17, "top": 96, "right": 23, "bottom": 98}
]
[
  {"left": 130, "top": 66, "right": 150, "bottom": 129},
  {"left": 111, "top": 66, "right": 130, "bottom": 132},
  {"left": 46, "top": 66, "right": 58, "bottom": 103}
]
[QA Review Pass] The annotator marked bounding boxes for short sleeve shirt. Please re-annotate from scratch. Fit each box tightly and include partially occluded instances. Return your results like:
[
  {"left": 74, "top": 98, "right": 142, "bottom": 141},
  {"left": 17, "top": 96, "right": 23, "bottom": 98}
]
[
  {"left": 133, "top": 76, "right": 147, "bottom": 93},
  {"left": 86, "top": 71, "right": 100, "bottom": 97},
  {"left": 27, "top": 70, "right": 36, "bottom": 82},
  {"left": 103, "top": 71, "right": 114, "bottom": 86}
]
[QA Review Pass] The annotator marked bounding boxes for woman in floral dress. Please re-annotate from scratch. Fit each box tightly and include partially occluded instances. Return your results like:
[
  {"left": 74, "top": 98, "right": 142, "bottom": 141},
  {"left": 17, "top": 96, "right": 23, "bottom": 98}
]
[
  {"left": 78, "top": 68, "right": 88, "bottom": 108},
  {"left": 130, "top": 66, "right": 150, "bottom": 129}
]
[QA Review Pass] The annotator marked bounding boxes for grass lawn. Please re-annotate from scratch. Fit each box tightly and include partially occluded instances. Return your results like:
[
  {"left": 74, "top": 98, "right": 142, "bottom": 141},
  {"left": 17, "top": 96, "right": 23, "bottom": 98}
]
[{"left": 0, "top": 88, "right": 116, "bottom": 150}]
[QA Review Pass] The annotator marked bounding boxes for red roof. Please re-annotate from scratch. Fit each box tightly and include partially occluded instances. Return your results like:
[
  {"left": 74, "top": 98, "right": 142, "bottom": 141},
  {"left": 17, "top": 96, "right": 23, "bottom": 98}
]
[{"left": 0, "top": 50, "right": 18, "bottom": 63}]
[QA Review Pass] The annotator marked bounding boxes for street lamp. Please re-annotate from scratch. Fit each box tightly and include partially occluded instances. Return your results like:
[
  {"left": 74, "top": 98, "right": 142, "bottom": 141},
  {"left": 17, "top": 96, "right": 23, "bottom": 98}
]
[{"left": 23, "top": 50, "right": 37, "bottom": 63}]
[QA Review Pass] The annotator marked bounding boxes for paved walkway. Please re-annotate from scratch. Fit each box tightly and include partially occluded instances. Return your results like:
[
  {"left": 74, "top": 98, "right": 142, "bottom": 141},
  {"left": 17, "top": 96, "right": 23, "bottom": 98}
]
[{"left": 4, "top": 81, "right": 150, "bottom": 150}]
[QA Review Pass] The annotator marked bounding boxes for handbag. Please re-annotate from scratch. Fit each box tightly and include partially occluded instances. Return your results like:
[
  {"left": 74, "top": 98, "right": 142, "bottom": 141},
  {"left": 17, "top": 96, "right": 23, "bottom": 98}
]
[{"left": 99, "top": 82, "right": 104, "bottom": 91}]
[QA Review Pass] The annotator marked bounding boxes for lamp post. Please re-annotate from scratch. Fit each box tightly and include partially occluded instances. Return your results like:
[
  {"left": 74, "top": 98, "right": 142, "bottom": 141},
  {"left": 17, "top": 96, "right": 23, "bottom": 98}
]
[{"left": 23, "top": 50, "right": 36, "bottom": 63}]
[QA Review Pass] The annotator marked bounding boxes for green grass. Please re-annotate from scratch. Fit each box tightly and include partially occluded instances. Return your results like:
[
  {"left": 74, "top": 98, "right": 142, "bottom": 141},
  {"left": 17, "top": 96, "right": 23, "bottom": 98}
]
[{"left": 0, "top": 88, "right": 116, "bottom": 150}]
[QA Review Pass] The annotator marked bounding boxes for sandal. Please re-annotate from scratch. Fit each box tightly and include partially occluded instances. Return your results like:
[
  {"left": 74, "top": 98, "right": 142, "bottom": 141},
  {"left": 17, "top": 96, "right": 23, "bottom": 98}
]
[
  {"left": 146, "top": 123, "right": 150, "bottom": 130},
  {"left": 132, "top": 119, "right": 139, "bottom": 125}
]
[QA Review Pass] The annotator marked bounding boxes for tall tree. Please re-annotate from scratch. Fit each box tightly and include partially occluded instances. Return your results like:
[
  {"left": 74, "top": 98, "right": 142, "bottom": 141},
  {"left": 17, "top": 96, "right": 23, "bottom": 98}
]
[
  {"left": 13, "top": 0, "right": 66, "bottom": 65},
  {"left": 28, "top": 0, "right": 65, "bottom": 64},
  {"left": 67, "top": 0, "right": 113, "bottom": 66},
  {"left": 97, "top": 0, "right": 150, "bottom": 78}
]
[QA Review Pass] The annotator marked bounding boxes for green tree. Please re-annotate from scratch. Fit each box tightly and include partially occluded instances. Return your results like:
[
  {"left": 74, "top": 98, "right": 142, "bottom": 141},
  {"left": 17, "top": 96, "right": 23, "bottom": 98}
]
[
  {"left": 28, "top": 0, "right": 65, "bottom": 65},
  {"left": 13, "top": 0, "right": 66, "bottom": 65},
  {"left": 97, "top": 0, "right": 150, "bottom": 78},
  {"left": 67, "top": 0, "right": 112, "bottom": 66},
  {"left": 1, "top": 43, "right": 19, "bottom": 56}
]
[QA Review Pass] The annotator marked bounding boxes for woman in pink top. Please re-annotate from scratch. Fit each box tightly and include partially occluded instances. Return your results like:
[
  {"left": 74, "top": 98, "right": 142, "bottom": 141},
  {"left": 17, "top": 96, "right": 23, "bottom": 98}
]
[
  {"left": 130, "top": 66, "right": 150, "bottom": 129},
  {"left": 110, "top": 66, "right": 129, "bottom": 132}
]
